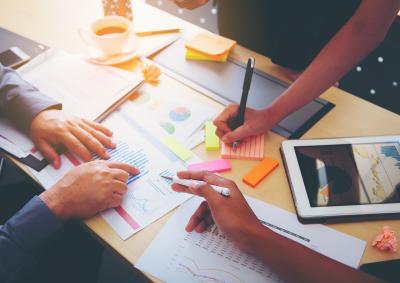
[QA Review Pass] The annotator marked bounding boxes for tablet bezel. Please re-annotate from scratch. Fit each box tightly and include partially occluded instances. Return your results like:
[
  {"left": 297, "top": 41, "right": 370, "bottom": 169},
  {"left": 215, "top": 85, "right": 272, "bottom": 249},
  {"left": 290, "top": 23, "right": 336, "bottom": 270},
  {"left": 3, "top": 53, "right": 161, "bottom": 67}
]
[{"left": 281, "top": 135, "right": 400, "bottom": 222}]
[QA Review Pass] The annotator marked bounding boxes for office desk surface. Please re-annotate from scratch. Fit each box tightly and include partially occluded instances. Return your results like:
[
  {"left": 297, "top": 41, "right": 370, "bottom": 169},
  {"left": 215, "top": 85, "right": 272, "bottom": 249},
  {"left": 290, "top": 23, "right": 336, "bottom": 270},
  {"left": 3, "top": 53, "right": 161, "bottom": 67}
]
[{"left": 1, "top": 0, "right": 400, "bottom": 277}]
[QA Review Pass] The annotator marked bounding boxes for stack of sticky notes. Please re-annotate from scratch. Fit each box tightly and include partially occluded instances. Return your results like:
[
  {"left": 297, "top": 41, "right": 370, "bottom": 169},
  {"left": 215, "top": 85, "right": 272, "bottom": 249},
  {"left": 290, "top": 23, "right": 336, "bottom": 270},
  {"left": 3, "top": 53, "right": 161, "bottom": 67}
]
[
  {"left": 205, "top": 121, "right": 220, "bottom": 150},
  {"left": 185, "top": 32, "right": 236, "bottom": 62},
  {"left": 221, "top": 134, "right": 264, "bottom": 160},
  {"left": 243, "top": 158, "right": 279, "bottom": 188}
]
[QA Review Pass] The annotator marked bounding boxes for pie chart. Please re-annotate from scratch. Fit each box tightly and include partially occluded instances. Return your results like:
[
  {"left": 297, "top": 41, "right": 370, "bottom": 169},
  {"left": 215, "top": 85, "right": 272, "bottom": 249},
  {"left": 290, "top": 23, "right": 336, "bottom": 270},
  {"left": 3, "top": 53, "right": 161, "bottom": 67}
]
[{"left": 169, "top": 107, "right": 191, "bottom": 122}]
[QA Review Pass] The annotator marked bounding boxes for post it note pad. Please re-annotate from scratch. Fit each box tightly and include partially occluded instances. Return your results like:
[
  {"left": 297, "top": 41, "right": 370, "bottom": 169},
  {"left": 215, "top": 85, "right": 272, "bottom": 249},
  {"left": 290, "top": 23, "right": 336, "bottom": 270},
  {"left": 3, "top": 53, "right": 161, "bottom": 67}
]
[
  {"left": 163, "top": 137, "right": 193, "bottom": 161},
  {"left": 188, "top": 159, "right": 231, "bottom": 173},
  {"left": 185, "top": 48, "right": 229, "bottom": 62},
  {"left": 205, "top": 122, "right": 220, "bottom": 150},
  {"left": 243, "top": 158, "right": 279, "bottom": 188},
  {"left": 185, "top": 32, "right": 236, "bottom": 56},
  {"left": 221, "top": 134, "right": 264, "bottom": 160}
]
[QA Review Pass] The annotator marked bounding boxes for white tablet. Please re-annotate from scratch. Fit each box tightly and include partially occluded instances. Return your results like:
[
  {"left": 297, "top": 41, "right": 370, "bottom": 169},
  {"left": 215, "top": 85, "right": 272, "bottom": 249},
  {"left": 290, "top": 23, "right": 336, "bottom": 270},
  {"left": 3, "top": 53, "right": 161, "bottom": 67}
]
[{"left": 281, "top": 135, "right": 400, "bottom": 223}]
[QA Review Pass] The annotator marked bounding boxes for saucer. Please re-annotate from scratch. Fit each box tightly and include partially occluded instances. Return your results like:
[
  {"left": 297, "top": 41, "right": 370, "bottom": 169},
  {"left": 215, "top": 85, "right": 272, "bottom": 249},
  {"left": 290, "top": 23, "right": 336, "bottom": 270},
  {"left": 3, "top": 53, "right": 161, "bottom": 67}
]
[{"left": 86, "top": 34, "right": 140, "bottom": 65}]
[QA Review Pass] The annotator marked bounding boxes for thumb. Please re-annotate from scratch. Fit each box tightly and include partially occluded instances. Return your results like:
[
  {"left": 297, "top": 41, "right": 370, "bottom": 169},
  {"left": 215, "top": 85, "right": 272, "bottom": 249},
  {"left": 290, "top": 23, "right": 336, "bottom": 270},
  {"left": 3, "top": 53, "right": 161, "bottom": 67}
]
[
  {"left": 35, "top": 138, "right": 61, "bottom": 169},
  {"left": 221, "top": 125, "right": 250, "bottom": 144}
]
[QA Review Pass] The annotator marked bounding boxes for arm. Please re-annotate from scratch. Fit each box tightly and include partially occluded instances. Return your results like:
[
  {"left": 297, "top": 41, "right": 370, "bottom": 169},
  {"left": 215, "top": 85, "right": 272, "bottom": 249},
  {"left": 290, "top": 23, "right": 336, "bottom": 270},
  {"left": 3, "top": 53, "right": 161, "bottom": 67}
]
[
  {"left": 0, "top": 63, "right": 115, "bottom": 167},
  {"left": 0, "top": 63, "right": 61, "bottom": 132},
  {"left": 172, "top": 171, "right": 382, "bottom": 283},
  {"left": 214, "top": 0, "right": 400, "bottom": 143},
  {"left": 0, "top": 160, "right": 138, "bottom": 283}
]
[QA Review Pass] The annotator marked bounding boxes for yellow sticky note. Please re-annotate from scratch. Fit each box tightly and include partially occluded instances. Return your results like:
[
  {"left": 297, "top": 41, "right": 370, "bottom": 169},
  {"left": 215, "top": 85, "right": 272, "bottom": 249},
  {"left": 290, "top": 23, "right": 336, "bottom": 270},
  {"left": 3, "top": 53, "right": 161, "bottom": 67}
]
[
  {"left": 185, "top": 32, "right": 236, "bottom": 56},
  {"left": 163, "top": 136, "right": 193, "bottom": 161},
  {"left": 185, "top": 48, "right": 229, "bottom": 62},
  {"left": 205, "top": 121, "right": 220, "bottom": 150}
]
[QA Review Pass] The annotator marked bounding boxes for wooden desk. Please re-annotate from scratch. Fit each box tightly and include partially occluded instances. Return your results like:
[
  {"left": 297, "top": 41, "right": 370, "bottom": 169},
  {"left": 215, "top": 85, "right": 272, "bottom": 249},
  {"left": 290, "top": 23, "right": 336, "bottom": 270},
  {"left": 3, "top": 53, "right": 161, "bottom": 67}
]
[{"left": 1, "top": 0, "right": 400, "bottom": 279}]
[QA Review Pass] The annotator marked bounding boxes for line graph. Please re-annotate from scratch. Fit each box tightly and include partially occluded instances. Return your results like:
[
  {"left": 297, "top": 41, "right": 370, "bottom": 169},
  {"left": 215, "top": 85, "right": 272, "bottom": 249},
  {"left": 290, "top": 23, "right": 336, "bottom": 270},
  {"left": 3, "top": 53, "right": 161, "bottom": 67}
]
[{"left": 175, "top": 256, "right": 246, "bottom": 283}]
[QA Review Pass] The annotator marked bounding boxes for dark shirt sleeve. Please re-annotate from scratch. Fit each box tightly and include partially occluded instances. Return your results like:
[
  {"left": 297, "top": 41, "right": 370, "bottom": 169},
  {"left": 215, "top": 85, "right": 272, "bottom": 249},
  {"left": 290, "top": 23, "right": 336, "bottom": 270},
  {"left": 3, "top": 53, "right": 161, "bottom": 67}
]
[
  {"left": 0, "top": 63, "right": 62, "bottom": 133},
  {"left": 0, "top": 196, "right": 62, "bottom": 283}
]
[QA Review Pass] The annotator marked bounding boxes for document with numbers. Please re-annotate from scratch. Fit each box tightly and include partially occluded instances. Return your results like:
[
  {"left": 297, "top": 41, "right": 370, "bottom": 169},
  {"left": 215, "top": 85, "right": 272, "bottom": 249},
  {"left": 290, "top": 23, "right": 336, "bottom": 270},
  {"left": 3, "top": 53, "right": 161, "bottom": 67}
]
[{"left": 137, "top": 197, "right": 366, "bottom": 283}]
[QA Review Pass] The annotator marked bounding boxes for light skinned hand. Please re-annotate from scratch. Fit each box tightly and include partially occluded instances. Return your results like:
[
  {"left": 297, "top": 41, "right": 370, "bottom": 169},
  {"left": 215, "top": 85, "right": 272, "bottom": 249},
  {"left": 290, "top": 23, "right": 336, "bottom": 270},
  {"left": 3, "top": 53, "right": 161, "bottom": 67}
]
[
  {"left": 171, "top": 170, "right": 264, "bottom": 252},
  {"left": 171, "top": 0, "right": 209, "bottom": 10},
  {"left": 30, "top": 110, "right": 116, "bottom": 169},
  {"left": 40, "top": 160, "right": 139, "bottom": 221},
  {"left": 213, "top": 104, "right": 275, "bottom": 144}
]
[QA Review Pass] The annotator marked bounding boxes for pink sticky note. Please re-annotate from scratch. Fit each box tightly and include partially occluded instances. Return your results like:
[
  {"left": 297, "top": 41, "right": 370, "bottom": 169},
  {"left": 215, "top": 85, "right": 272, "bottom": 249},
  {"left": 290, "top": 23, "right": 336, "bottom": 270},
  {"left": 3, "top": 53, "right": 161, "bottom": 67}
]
[
  {"left": 188, "top": 159, "right": 231, "bottom": 173},
  {"left": 221, "top": 134, "right": 264, "bottom": 160}
]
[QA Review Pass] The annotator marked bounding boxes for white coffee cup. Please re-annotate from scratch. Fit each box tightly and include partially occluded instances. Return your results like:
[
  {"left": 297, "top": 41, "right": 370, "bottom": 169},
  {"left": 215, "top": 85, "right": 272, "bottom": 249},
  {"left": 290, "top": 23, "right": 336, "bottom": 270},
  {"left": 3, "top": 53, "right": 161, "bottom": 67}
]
[{"left": 79, "top": 16, "right": 135, "bottom": 56}]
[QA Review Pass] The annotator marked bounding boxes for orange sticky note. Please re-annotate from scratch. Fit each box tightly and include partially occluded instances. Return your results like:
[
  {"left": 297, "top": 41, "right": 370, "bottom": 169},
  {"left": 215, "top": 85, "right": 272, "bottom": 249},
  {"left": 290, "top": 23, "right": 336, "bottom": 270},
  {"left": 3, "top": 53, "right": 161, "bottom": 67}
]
[
  {"left": 185, "top": 32, "right": 236, "bottom": 56},
  {"left": 221, "top": 135, "right": 264, "bottom": 160},
  {"left": 243, "top": 158, "right": 279, "bottom": 188}
]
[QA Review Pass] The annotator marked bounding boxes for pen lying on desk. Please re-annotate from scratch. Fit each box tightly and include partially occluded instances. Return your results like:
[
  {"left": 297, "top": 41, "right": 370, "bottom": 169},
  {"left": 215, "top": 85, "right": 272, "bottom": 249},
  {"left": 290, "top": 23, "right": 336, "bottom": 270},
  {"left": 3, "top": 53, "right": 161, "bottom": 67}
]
[{"left": 161, "top": 175, "right": 231, "bottom": 197}]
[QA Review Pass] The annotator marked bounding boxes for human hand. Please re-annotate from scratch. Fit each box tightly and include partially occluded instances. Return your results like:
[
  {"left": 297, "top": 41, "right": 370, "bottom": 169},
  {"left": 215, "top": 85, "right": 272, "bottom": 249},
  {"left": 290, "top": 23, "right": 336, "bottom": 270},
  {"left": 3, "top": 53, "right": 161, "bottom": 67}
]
[
  {"left": 30, "top": 110, "right": 115, "bottom": 169},
  {"left": 172, "top": 171, "right": 264, "bottom": 252},
  {"left": 171, "top": 0, "right": 209, "bottom": 10},
  {"left": 40, "top": 160, "right": 139, "bottom": 221},
  {"left": 214, "top": 105, "right": 276, "bottom": 144}
]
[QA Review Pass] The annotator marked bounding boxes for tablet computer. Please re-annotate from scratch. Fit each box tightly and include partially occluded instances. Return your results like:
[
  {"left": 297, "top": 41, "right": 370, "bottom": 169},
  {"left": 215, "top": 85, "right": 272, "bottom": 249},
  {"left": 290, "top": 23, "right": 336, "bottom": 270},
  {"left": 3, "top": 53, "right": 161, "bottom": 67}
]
[{"left": 281, "top": 136, "right": 400, "bottom": 223}]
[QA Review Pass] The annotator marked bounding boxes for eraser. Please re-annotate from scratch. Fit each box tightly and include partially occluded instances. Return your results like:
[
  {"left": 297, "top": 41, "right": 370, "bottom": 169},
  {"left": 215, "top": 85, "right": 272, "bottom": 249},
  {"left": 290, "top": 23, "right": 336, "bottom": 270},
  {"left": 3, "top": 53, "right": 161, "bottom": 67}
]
[
  {"left": 188, "top": 159, "right": 231, "bottom": 173},
  {"left": 243, "top": 157, "right": 279, "bottom": 188},
  {"left": 205, "top": 121, "right": 220, "bottom": 150}
]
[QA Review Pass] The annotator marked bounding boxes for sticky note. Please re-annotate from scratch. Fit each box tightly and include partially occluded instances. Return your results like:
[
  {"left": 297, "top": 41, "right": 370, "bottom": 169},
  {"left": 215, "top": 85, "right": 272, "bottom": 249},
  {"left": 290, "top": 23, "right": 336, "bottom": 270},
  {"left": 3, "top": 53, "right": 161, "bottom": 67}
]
[
  {"left": 243, "top": 158, "right": 279, "bottom": 188},
  {"left": 185, "top": 48, "right": 229, "bottom": 62},
  {"left": 221, "top": 134, "right": 264, "bottom": 160},
  {"left": 188, "top": 159, "right": 231, "bottom": 173},
  {"left": 185, "top": 32, "right": 236, "bottom": 56},
  {"left": 205, "top": 122, "right": 220, "bottom": 150},
  {"left": 163, "top": 137, "right": 193, "bottom": 161}
]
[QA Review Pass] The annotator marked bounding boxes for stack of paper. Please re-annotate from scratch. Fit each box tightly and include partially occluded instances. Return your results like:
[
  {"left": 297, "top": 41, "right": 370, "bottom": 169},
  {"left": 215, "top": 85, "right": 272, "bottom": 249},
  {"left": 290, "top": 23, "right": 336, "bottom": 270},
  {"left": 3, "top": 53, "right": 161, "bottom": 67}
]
[
  {"left": 137, "top": 197, "right": 366, "bottom": 283},
  {"left": 185, "top": 32, "right": 236, "bottom": 62},
  {"left": 17, "top": 48, "right": 144, "bottom": 122}
]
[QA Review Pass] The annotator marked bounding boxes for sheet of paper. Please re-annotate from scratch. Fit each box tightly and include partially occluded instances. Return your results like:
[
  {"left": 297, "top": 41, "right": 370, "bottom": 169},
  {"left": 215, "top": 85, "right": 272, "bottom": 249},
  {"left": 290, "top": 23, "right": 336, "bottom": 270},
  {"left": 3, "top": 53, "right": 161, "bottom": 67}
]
[
  {"left": 221, "top": 134, "right": 265, "bottom": 160},
  {"left": 126, "top": 83, "right": 218, "bottom": 148},
  {"left": 17, "top": 48, "right": 143, "bottom": 121},
  {"left": 29, "top": 107, "right": 200, "bottom": 240},
  {"left": 137, "top": 197, "right": 366, "bottom": 283}
]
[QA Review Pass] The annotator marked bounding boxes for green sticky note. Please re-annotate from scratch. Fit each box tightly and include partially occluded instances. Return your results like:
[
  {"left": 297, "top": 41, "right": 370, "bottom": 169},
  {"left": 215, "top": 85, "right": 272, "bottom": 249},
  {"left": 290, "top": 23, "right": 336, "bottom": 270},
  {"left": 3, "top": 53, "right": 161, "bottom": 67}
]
[
  {"left": 163, "top": 137, "right": 193, "bottom": 161},
  {"left": 205, "top": 121, "right": 220, "bottom": 151}
]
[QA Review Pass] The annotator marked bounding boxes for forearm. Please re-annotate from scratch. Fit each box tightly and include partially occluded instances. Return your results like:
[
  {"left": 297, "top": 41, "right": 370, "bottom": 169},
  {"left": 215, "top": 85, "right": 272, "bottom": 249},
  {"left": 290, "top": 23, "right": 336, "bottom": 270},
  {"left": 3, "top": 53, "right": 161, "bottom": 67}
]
[
  {"left": 0, "top": 197, "right": 62, "bottom": 282},
  {"left": 248, "top": 226, "right": 381, "bottom": 283},
  {"left": 267, "top": 0, "right": 400, "bottom": 125}
]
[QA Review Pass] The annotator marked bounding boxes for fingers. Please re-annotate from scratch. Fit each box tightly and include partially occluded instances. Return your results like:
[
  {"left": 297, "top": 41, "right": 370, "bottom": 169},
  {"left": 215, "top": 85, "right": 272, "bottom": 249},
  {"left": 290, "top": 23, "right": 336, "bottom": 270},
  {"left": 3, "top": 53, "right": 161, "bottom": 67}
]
[
  {"left": 186, "top": 201, "right": 209, "bottom": 231},
  {"left": 83, "top": 119, "right": 113, "bottom": 137},
  {"left": 109, "top": 168, "right": 129, "bottom": 183},
  {"left": 70, "top": 125, "right": 110, "bottom": 160},
  {"left": 62, "top": 132, "right": 93, "bottom": 162},
  {"left": 110, "top": 180, "right": 128, "bottom": 195},
  {"left": 221, "top": 125, "right": 251, "bottom": 144},
  {"left": 107, "top": 161, "right": 140, "bottom": 175},
  {"left": 79, "top": 121, "right": 115, "bottom": 149},
  {"left": 214, "top": 104, "right": 239, "bottom": 132},
  {"left": 109, "top": 193, "right": 123, "bottom": 208},
  {"left": 35, "top": 138, "right": 61, "bottom": 169},
  {"left": 177, "top": 170, "right": 233, "bottom": 187}
]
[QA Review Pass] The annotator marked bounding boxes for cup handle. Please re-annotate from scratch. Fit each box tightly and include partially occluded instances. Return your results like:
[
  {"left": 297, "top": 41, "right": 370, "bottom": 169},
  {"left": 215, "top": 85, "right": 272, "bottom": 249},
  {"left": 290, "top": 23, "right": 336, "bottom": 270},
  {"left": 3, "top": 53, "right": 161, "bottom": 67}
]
[{"left": 78, "top": 28, "right": 96, "bottom": 46}]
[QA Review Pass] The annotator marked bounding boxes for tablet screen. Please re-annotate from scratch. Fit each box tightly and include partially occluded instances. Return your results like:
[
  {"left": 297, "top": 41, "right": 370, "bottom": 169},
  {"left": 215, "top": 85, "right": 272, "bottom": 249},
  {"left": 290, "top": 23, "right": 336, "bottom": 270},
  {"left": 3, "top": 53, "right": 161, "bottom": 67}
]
[{"left": 295, "top": 142, "right": 400, "bottom": 207}]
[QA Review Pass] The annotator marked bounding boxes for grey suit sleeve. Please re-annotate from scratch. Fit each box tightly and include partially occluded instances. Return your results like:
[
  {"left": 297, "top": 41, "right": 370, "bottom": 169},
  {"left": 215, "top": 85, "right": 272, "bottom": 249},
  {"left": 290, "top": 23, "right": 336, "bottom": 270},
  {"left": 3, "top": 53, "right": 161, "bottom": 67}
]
[
  {"left": 0, "top": 63, "right": 62, "bottom": 132},
  {"left": 0, "top": 196, "right": 63, "bottom": 283}
]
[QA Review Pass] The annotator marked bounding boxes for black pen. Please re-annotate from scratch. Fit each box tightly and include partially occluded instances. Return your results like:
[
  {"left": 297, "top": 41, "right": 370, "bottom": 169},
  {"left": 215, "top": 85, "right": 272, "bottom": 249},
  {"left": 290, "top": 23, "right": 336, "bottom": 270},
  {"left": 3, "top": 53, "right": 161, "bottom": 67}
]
[{"left": 228, "top": 57, "right": 255, "bottom": 151}]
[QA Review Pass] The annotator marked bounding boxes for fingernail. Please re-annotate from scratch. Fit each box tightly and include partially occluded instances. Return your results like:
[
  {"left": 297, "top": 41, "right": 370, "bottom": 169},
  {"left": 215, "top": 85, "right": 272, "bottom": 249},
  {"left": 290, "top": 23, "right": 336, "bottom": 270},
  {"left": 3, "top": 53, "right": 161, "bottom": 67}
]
[
  {"left": 52, "top": 161, "right": 60, "bottom": 169},
  {"left": 190, "top": 181, "right": 205, "bottom": 190}
]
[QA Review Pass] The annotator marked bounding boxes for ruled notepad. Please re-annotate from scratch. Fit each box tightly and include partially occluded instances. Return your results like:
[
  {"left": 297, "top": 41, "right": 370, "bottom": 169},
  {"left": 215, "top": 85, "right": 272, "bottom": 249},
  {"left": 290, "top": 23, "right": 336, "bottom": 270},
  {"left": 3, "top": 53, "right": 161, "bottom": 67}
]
[{"left": 221, "top": 134, "right": 264, "bottom": 160}]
